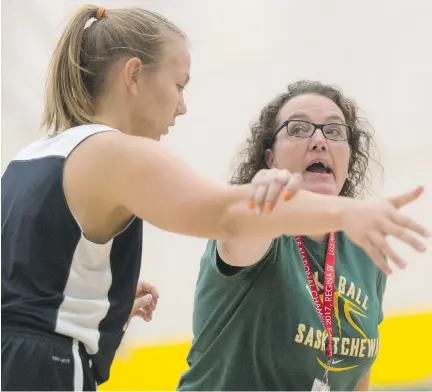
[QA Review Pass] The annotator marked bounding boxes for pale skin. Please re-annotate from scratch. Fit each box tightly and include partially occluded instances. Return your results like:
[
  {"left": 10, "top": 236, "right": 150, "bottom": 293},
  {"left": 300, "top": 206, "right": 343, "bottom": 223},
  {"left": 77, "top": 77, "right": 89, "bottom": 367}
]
[
  {"left": 130, "top": 281, "right": 159, "bottom": 323},
  {"left": 62, "top": 37, "right": 429, "bottom": 325}
]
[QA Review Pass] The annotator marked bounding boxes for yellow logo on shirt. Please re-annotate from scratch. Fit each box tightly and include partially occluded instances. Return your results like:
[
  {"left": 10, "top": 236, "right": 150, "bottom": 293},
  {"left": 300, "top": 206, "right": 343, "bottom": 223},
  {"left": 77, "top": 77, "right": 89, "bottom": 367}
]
[{"left": 294, "top": 273, "right": 380, "bottom": 373}]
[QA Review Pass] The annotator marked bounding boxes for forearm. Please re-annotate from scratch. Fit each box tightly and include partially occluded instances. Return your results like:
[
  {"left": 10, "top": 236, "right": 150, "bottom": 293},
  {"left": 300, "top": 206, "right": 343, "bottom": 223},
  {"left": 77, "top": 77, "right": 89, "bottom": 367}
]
[{"left": 221, "top": 189, "right": 356, "bottom": 239}]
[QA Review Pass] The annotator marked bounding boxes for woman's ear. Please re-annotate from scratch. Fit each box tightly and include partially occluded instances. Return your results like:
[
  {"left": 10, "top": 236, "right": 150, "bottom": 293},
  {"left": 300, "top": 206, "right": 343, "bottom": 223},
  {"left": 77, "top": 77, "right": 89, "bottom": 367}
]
[
  {"left": 264, "top": 148, "right": 274, "bottom": 169},
  {"left": 123, "top": 57, "right": 143, "bottom": 95}
]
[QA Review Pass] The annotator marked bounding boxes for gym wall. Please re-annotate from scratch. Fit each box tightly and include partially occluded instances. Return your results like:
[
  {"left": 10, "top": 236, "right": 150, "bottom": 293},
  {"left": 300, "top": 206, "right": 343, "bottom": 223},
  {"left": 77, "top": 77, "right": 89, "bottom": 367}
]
[{"left": 2, "top": 1, "right": 431, "bottom": 389}]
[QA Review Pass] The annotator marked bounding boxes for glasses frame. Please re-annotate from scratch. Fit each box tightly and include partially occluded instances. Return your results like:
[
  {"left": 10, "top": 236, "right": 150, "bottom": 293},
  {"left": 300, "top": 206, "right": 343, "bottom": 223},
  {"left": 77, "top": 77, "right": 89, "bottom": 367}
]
[{"left": 270, "top": 119, "right": 352, "bottom": 145}]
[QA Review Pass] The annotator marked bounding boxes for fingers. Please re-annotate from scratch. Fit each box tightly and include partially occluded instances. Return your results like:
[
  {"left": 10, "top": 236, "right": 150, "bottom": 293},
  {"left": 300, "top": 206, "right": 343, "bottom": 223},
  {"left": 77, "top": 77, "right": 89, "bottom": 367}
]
[
  {"left": 262, "top": 171, "right": 303, "bottom": 212},
  {"left": 388, "top": 186, "right": 424, "bottom": 209},
  {"left": 390, "top": 212, "right": 431, "bottom": 240},
  {"left": 148, "top": 298, "right": 157, "bottom": 312},
  {"left": 132, "top": 281, "right": 159, "bottom": 324},
  {"left": 363, "top": 239, "right": 392, "bottom": 275},
  {"left": 134, "top": 308, "right": 153, "bottom": 322},
  {"left": 250, "top": 169, "right": 290, "bottom": 213},
  {"left": 370, "top": 233, "right": 407, "bottom": 270},
  {"left": 134, "top": 298, "right": 156, "bottom": 322},
  {"left": 136, "top": 281, "right": 160, "bottom": 299},
  {"left": 151, "top": 286, "right": 159, "bottom": 299},
  {"left": 251, "top": 184, "right": 269, "bottom": 213},
  {"left": 260, "top": 170, "right": 292, "bottom": 213},
  {"left": 384, "top": 220, "right": 427, "bottom": 253},
  {"left": 131, "top": 288, "right": 158, "bottom": 324},
  {"left": 250, "top": 169, "right": 303, "bottom": 214},
  {"left": 131, "top": 293, "right": 152, "bottom": 314},
  {"left": 366, "top": 210, "right": 429, "bottom": 274},
  {"left": 283, "top": 173, "right": 303, "bottom": 201}
]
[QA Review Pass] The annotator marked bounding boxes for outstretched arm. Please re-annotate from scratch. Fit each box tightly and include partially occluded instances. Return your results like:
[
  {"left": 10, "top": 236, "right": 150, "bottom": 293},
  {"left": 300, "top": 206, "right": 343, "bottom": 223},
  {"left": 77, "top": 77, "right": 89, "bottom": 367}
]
[{"left": 67, "top": 131, "right": 429, "bottom": 274}]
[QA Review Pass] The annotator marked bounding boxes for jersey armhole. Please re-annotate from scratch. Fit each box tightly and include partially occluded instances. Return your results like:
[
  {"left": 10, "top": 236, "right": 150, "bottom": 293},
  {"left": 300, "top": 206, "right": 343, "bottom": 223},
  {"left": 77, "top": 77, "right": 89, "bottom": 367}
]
[{"left": 211, "top": 238, "right": 279, "bottom": 279}]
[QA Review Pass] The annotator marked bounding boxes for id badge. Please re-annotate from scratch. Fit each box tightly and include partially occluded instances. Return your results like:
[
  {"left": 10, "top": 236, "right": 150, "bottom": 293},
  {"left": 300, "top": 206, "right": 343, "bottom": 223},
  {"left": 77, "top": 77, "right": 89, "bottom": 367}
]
[{"left": 311, "top": 378, "right": 330, "bottom": 391}]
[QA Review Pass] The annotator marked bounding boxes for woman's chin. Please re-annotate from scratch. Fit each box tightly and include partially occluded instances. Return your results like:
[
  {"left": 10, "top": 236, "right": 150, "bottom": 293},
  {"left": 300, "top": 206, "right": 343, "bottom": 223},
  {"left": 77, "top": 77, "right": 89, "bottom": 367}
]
[{"left": 304, "top": 182, "right": 338, "bottom": 196}]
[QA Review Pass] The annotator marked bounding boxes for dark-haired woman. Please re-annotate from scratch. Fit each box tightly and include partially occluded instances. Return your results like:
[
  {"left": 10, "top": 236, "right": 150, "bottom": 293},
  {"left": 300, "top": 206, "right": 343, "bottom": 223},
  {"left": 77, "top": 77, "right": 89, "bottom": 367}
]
[{"left": 178, "top": 81, "right": 430, "bottom": 391}]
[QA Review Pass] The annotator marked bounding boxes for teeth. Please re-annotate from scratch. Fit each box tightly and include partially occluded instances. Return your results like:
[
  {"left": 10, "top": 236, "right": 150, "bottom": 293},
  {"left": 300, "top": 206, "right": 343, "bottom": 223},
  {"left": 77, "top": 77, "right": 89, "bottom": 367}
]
[
  {"left": 310, "top": 161, "right": 328, "bottom": 168},
  {"left": 307, "top": 161, "right": 332, "bottom": 174}
]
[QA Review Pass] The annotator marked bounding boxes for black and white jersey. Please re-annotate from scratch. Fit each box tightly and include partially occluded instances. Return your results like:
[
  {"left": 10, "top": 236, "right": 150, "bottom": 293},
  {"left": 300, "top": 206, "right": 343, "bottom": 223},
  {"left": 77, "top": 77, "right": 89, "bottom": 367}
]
[{"left": 1, "top": 124, "right": 143, "bottom": 384}]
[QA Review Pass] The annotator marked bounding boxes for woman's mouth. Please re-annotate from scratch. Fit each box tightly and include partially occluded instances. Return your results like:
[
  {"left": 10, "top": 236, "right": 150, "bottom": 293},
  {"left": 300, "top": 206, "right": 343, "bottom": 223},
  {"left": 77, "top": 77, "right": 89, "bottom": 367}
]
[{"left": 304, "top": 161, "right": 335, "bottom": 182}]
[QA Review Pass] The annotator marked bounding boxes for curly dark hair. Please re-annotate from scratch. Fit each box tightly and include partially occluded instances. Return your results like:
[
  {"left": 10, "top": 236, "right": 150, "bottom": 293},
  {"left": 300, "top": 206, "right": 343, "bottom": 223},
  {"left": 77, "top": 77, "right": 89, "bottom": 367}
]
[{"left": 230, "top": 80, "right": 379, "bottom": 198}]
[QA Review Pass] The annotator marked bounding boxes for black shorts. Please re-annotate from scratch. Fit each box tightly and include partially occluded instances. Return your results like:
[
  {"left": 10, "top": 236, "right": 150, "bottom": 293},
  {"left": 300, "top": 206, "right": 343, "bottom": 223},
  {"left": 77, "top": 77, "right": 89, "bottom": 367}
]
[{"left": 1, "top": 327, "right": 96, "bottom": 391}]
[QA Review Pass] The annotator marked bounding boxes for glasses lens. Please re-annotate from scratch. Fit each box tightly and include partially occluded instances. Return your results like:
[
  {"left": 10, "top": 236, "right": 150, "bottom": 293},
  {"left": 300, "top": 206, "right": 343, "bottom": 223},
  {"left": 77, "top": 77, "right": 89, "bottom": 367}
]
[
  {"left": 286, "top": 120, "right": 314, "bottom": 138},
  {"left": 323, "top": 124, "right": 349, "bottom": 141}
]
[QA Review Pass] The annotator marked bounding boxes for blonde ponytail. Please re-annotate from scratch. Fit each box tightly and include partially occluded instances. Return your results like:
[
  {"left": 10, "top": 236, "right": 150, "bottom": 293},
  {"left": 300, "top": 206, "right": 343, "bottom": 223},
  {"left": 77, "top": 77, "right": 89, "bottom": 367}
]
[
  {"left": 41, "top": 5, "right": 185, "bottom": 133},
  {"left": 42, "top": 5, "right": 100, "bottom": 133}
]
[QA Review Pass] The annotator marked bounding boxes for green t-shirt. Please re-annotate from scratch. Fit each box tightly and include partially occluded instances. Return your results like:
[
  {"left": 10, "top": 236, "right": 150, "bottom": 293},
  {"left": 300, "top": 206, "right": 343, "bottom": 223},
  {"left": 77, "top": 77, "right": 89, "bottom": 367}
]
[{"left": 178, "top": 232, "right": 387, "bottom": 391}]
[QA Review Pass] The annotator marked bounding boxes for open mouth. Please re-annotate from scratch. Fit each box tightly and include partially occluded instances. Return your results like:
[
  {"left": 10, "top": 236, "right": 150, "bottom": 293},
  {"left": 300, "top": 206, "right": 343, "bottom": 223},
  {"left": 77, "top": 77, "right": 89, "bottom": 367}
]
[{"left": 305, "top": 161, "right": 333, "bottom": 175}]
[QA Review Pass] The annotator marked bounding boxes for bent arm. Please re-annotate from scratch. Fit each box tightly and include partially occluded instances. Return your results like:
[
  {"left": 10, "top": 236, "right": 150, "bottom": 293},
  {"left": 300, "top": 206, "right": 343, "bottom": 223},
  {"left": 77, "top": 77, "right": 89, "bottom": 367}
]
[{"left": 76, "top": 132, "right": 355, "bottom": 241}]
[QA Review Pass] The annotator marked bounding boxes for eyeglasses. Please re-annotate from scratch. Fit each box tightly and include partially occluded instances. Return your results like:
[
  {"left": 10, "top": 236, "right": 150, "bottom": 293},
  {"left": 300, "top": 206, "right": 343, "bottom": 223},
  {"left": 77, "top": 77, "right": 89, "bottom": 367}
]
[{"left": 271, "top": 120, "right": 351, "bottom": 143}]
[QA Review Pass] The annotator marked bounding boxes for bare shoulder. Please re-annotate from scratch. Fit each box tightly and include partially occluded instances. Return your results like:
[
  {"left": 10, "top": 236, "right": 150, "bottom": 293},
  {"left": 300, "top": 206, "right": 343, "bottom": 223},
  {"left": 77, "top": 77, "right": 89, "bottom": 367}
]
[
  {"left": 65, "top": 131, "right": 158, "bottom": 164},
  {"left": 63, "top": 131, "right": 135, "bottom": 194},
  {"left": 65, "top": 130, "right": 249, "bottom": 239},
  {"left": 62, "top": 131, "right": 140, "bottom": 240},
  {"left": 63, "top": 131, "right": 177, "bottom": 213},
  {"left": 64, "top": 131, "right": 174, "bottom": 189}
]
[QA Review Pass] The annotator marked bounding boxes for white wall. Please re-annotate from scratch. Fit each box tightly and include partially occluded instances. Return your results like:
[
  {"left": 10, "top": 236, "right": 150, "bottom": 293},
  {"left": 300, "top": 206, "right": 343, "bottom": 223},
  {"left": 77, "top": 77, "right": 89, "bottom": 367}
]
[{"left": 2, "top": 0, "right": 431, "bottom": 346}]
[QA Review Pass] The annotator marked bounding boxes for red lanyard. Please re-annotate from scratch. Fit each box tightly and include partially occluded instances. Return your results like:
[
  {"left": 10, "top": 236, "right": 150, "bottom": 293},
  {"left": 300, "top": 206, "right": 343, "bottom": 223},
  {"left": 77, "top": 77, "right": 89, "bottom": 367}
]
[{"left": 295, "top": 232, "right": 336, "bottom": 359}]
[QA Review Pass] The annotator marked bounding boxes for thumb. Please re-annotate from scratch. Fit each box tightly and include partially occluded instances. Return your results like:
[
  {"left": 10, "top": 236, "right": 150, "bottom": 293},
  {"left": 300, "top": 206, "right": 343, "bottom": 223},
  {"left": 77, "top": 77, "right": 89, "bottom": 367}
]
[
  {"left": 132, "top": 293, "right": 152, "bottom": 315},
  {"left": 388, "top": 186, "right": 424, "bottom": 209}
]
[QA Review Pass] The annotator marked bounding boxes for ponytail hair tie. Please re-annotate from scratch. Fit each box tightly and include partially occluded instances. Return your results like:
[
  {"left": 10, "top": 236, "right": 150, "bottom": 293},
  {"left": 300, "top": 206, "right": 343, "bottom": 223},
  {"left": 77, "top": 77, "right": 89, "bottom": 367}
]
[{"left": 95, "top": 7, "right": 105, "bottom": 20}]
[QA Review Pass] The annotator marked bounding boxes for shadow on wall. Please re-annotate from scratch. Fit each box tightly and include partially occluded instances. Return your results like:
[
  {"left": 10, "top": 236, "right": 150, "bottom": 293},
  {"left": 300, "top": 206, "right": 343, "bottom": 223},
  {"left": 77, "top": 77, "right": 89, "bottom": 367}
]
[{"left": 99, "top": 310, "right": 432, "bottom": 391}]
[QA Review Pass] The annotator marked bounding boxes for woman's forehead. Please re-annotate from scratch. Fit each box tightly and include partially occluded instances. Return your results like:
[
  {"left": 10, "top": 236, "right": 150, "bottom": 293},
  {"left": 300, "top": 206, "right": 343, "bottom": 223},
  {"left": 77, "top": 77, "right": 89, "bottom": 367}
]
[{"left": 278, "top": 94, "right": 345, "bottom": 124}]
